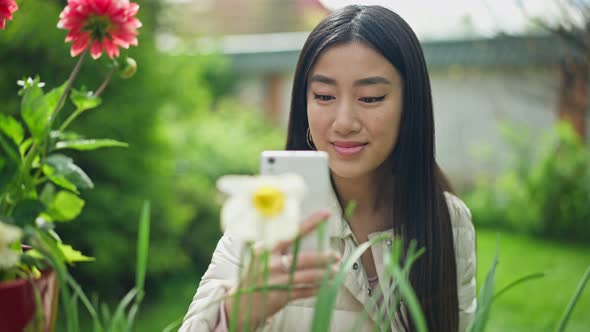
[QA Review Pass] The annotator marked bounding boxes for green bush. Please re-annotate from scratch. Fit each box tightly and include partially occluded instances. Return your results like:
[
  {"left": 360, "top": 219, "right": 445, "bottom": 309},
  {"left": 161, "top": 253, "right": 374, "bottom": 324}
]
[
  {"left": 168, "top": 101, "right": 284, "bottom": 275},
  {"left": 464, "top": 121, "right": 590, "bottom": 241}
]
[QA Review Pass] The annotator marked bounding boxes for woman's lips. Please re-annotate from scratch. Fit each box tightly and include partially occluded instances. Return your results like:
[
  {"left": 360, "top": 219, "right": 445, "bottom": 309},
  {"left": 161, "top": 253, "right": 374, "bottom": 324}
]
[{"left": 332, "top": 142, "right": 367, "bottom": 156}]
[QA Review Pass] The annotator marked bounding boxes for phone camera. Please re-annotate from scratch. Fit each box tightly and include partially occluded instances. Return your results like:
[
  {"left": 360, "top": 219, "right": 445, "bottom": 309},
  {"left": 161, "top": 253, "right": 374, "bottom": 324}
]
[{"left": 268, "top": 157, "right": 275, "bottom": 164}]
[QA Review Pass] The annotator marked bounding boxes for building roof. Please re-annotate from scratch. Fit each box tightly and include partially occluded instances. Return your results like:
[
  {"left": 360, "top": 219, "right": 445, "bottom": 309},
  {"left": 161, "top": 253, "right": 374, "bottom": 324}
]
[{"left": 173, "top": 32, "right": 584, "bottom": 73}]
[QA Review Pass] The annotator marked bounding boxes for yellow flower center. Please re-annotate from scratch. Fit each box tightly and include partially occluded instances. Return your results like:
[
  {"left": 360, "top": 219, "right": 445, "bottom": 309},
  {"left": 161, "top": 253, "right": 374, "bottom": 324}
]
[{"left": 252, "top": 186, "right": 285, "bottom": 217}]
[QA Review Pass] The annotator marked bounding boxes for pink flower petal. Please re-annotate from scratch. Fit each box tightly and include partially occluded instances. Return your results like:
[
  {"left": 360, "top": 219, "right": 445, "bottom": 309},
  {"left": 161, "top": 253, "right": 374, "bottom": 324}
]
[
  {"left": 70, "top": 34, "right": 90, "bottom": 57},
  {"left": 0, "top": 0, "right": 18, "bottom": 29},
  {"left": 57, "top": 0, "right": 141, "bottom": 59},
  {"left": 90, "top": 40, "right": 103, "bottom": 59}
]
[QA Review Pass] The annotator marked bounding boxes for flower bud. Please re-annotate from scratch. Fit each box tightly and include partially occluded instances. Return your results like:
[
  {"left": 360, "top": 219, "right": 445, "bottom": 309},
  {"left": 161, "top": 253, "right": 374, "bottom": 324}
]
[{"left": 118, "top": 57, "right": 137, "bottom": 79}]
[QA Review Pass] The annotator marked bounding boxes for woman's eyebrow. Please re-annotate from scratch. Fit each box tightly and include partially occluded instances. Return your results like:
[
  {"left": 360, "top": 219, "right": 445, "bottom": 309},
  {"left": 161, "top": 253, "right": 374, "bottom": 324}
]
[
  {"left": 308, "top": 74, "right": 391, "bottom": 86},
  {"left": 353, "top": 76, "right": 391, "bottom": 86},
  {"left": 309, "top": 74, "right": 336, "bottom": 85}
]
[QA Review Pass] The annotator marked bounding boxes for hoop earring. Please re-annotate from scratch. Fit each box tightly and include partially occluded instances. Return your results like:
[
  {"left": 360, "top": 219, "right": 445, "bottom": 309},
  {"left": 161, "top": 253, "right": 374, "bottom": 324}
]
[{"left": 306, "top": 128, "right": 316, "bottom": 150}]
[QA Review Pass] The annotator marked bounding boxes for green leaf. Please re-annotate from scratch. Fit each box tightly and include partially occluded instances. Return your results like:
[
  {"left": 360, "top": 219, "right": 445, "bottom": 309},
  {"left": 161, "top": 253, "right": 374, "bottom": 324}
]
[
  {"left": 42, "top": 164, "right": 78, "bottom": 193},
  {"left": 0, "top": 144, "right": 19, "bottom": 188},
  {"left": 19, "top": 138, "right": 33, "bottom": 157},
  {"left": 0, "top": 132, "right": 20, "bottom": 163},
  {"left": 50, "top": 130, "right": 83, "bottom": 142},
  {"left": 46, "top": 191, "right": 85, "bottom": 222},
  {"left": 44, "top": 82, "right": 68, "bottom": 116},
  {"left": 43, "top": 154, "right": 94, "bottom": 191},
  {"left": 55, "top": 139, "right": 128, "bottom": 151},
  {"left": 39, "top": 183, "right": 56, "bottom": 206},
  {"left": 12, "top": 199, "right": 45, "bottom": 227},
  {"left": 0, "top": 114, "right": 24, "bottom": 145},
  {"left": 70, "top": 88, "right": 102, "bottom": 112},
  {"left": 58, "top": 243, "right": 95, "bottom": 263},
  {"left": 20, "top": 81, "right": 46, "bottom": 142}
]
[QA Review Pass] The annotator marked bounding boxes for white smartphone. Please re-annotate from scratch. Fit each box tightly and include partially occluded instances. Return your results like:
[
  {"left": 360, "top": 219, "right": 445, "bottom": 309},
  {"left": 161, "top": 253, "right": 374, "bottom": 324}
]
[{"left": 260, "top": 150, "right": 338, "bottom": 253}]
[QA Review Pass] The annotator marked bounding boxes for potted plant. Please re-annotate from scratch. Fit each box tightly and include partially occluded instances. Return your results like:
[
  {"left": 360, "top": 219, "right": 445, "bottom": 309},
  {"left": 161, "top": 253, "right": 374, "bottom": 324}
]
[{"left": 0, "top": 0, "right": 143, "bottom": 330}]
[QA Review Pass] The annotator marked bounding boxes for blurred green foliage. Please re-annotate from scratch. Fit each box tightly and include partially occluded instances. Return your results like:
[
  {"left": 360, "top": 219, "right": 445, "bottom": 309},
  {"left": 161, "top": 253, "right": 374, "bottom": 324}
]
[
  {"left": 1, "top": 0, "right": 283, "bottom": 300},
  {"left": 464, "top": 121, "right": 590, "bottom": 242}
]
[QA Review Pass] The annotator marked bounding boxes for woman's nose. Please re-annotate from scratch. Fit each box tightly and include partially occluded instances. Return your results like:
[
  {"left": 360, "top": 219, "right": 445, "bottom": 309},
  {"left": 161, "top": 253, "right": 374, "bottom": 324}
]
[{"left": 332, "top": 101, "right": 361, "bottom": 135}]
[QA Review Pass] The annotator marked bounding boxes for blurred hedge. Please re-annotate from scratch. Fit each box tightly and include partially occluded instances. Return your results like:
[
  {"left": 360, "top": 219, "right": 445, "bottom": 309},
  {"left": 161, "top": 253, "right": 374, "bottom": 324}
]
[
  {"left": 0, "top": 0, "right": 284, "bottom": 299},
  {"left": 463, "top": 121, "right": 590, "bottom": 242}
]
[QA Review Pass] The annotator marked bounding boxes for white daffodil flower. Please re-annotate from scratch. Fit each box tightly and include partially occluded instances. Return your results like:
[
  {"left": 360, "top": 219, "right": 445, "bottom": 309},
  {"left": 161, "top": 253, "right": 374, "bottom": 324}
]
[
  {"left": 217, "top": 174, "right": 306, "bottom": 249},
  {"left": 0, "top": 222, "right": 22, "bottom": 270}
]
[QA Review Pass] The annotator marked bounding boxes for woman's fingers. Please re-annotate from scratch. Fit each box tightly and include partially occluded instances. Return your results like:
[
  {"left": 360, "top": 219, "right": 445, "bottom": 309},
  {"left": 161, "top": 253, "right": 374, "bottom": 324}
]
[
  {"left": 272, "top": 209, "right": 331, "bottom": 254},
  {"left": 269, "top": 251, "right": 340, "bottom": 274},
  {"left": 273, "top": 267, "right": 337, "bottom": 287},
  {"left": 288, "top": 286, "right": 320, "bottom": 300}
]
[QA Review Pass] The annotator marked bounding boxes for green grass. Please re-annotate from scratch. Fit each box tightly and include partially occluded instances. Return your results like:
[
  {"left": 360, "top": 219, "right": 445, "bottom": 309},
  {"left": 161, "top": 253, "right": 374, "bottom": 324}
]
[
  {"left": 128, "top": 228, "right": 590, "bottom": 331},
  {"left": 476, "top": 228, "right": 590, "bottom": 332}
]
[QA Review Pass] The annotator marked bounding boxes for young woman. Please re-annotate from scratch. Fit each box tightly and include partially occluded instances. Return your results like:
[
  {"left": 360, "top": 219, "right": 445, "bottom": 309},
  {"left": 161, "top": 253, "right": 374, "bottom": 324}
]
[{"left": 181, "top": 5, "right": 476, "bottom": 332}]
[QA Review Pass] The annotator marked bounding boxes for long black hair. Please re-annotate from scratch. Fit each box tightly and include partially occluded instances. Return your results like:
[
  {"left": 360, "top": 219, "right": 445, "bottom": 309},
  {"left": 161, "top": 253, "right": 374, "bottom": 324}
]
[{"left": 285, "top": 5, "right": 458, "bottom": 332}]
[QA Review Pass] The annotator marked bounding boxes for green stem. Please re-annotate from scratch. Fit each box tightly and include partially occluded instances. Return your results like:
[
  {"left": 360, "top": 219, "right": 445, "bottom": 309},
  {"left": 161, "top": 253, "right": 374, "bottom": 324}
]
[
  {"left": 58, "top": 61, "right": 114, "bottom": 134},
  {"left": 260, "top": 251, "right": 270, "bottom": 331},
  {"left": 94, "top": 65, "right": 115, "bottom": 98},
  {"left": 244, "top": 245, "right": 256, "bottom": 332},
  {"left": 230, "top": 243, "right": 249, "bottom": 332},
  {"left": 58, "top": 108, "right": 82, "bottom": 132},
  {"left": 50, "top": 48, "right": 88, "bottom": 122}
]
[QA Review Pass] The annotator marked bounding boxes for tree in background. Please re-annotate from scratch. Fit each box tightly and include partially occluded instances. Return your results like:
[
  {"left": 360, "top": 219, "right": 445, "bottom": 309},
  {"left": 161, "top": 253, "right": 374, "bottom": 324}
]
[{"left": 518, "top": 0, "right": 590, "bottom": 139}]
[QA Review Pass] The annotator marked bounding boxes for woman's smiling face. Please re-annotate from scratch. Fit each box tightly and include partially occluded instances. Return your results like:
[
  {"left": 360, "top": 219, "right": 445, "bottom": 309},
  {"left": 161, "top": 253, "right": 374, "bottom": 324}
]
[{"left": 307, "top": 41, "right": 404, "bottom": 180}]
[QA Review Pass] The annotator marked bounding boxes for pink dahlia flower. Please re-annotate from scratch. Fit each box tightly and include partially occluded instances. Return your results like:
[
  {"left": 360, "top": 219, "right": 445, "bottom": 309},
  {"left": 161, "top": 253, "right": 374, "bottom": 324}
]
[
  {"left": 57, "top": 0, "right": 142, "bottom": 59},
  {"left": 0, "top": 0, "right": 18, "bottom": 30}
]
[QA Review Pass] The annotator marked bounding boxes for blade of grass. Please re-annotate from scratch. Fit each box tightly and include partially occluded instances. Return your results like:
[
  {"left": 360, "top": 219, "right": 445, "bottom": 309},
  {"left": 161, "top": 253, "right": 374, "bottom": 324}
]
[
  {"left": 125, "top": 290, "right": 144, "bottom": 332},
  {"left": 468, "top": 236, "right": 500, "bottom": 332},
  {"left": 108, "top": 288, "right": 139, "bottom": 332},
  {"left": 278, "top": 235, "right": 302, "bottom": 331},
  {"left": 100, "top": 302, "right": 112, "bottom": 329},
  {"left": 386, "top": 241, "right": 428, "bottom": 332},
  {"left": 66, "top": 275, "right": 103, "bottom": 332},
  {"left": 126, "top": 200, "right": 151, "bottom": 332},
  {"left": 390, "top": 265, "right": 427, "bottom": 332},
  {"left": 162, "top": 317, "right": 183, "bottom": 332},
  {"left": 493, "top": 273, "right": 544, "bottom": 301},
  {"left": 70, "top": 292, "right": 80, "bottom": 332},
  {"left": 311, "top": 234, "right": 389, "bottom": 332},
  {"left": 555, "top": 264, "right": 590, "bottom": 332},
  {"left": 34, "top": 228, "right": 77, "bottom": 332},
  {"left": 136, "top": 201, "right": 150, "bottom": 293}
]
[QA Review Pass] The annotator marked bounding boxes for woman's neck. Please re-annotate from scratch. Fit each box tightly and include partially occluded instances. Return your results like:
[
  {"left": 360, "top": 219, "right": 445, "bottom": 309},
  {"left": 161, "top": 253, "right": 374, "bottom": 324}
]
[{"left": 331, "top": 164, "right": 393, "bottom": 233}]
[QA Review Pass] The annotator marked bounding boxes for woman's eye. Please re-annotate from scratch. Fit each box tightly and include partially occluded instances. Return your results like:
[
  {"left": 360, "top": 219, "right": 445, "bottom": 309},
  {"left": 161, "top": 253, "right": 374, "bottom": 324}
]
[
  {"left": 360, "top": 95, "right": 386, "bottom": 103},
  {"left": 313, "top": 93, "right": 335, "bottom": 101}
]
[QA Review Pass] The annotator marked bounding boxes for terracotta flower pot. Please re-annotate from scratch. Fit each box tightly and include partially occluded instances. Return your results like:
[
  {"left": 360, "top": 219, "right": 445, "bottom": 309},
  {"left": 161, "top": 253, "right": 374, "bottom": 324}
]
[{"left": 0, "top": 268, "right": 59, "bottom": 332}]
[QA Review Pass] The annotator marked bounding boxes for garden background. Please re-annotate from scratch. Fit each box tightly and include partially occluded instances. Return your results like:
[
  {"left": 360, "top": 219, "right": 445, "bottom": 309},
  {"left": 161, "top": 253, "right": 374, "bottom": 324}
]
[{"left": 0, "top": 0, "right": 588, "bottom": 331}]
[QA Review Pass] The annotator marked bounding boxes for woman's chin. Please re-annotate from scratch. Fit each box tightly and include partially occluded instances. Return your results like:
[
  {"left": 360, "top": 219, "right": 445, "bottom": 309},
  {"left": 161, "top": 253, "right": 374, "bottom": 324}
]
[{"left": 329, "top": 162, "right": 367, "bottom": 180}]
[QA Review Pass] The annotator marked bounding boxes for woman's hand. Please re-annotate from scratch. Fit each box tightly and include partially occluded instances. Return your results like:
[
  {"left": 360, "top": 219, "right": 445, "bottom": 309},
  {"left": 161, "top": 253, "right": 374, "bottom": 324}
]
[{"left": 224, "top": 209, "right": 340, "bottom": 331}]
